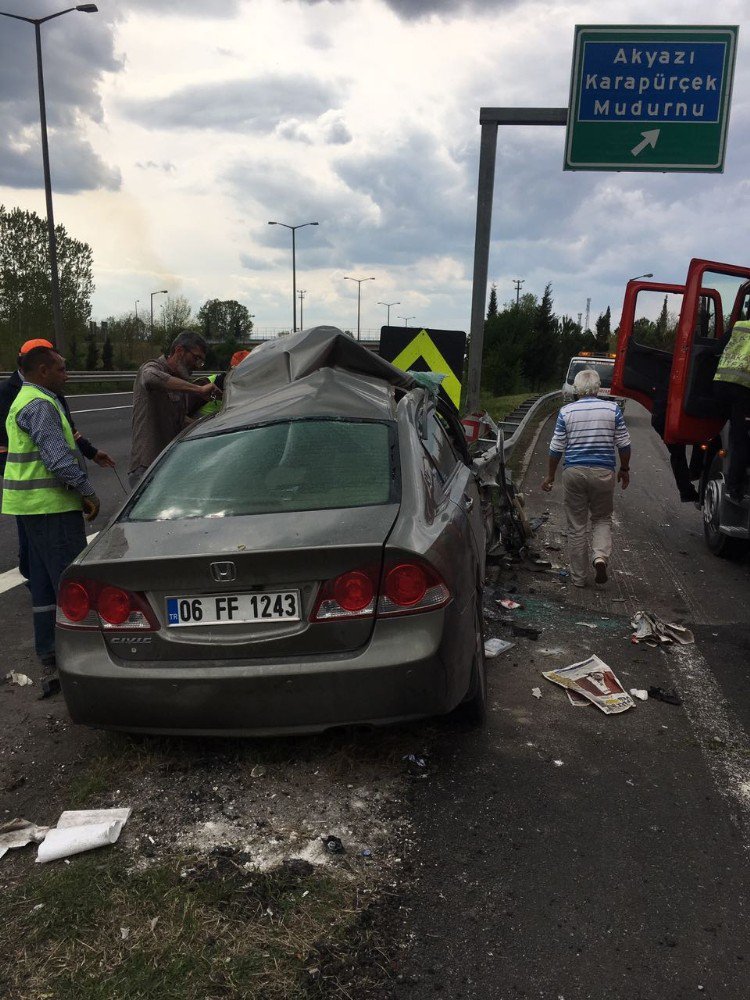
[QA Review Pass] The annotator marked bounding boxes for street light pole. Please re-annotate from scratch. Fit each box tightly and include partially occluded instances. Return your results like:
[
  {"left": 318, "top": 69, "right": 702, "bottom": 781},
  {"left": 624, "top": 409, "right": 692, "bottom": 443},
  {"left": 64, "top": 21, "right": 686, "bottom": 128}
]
[
  {"left": 398, "top": 315, "right": 415, "bottom": 327},
  {"left": 377, "top": 301, "right": 400, "bottom": 326},
  {"left": 630, "top": 272, "right": 654, "bottom": 281},
  {"left": 267, "top": 221, "right": 319, "bottom": 332},
  {"left": 0, "top": 5, "right": 99, "bottom": 355},
  {"left": 150, "top": 289, "right": 168, "bottom": 339},
  {"left": 298, "top": 290, "right": 306, "bottom": 330},
  {"left": 343, "top": 276, "right": 375, "bottom": 340}
]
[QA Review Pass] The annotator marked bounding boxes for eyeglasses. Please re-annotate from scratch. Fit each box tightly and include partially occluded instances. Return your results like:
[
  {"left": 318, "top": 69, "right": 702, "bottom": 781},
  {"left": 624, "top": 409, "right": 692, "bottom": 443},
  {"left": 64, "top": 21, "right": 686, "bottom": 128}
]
[{"left": 185, "top": 349, "right": 205, "bottom": 368}]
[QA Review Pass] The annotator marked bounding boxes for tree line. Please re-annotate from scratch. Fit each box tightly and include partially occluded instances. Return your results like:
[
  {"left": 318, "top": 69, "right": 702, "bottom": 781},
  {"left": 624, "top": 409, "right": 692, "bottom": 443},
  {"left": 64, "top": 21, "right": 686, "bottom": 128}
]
[
  {"left": 480, "top": 282, "right": 614, "bottom": 396},
  {"left": 0, "top": 205, "right": 255, "bottom": 370}
]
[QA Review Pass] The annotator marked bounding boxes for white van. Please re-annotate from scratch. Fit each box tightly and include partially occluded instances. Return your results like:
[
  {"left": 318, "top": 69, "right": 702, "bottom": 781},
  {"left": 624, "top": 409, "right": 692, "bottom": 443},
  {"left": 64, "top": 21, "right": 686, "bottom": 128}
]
[{"left": 562, "top": 353, "right": 626, "bottom": 409}]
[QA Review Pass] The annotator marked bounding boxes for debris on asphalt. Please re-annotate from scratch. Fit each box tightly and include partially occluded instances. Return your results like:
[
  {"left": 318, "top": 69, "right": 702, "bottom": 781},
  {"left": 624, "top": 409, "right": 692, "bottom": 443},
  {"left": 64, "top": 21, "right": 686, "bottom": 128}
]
[
  {"left": 512, "top": 624, "right": 541, "bottom": 640},
  {"left": 36, "top": 807, "right": 132, "bottom": 864},
  {"left": 321, "top": 835, "right": 344, "bottom": 855},
  {"left": 403, "top": 753, "right": 429, "bottom": 777},
  {"left": 630, "top": 611, "right": 695, "bottom": 646},
  {"left": 497, "top": 598, "right": 522, "bottom": 610},
  {"left": 5, "top": 671, "right": 33, "bottom": 687},
  {"left": 0, "top": 818, "right": 50, "bottom": 860},
  {"left": 484, "top": 638, "right": 515, "bottom": 657},
  {"left": 531, "top": 687, "right": 542, "bottom": 699},
  {"left": 648, "top": 686, "right": 683, "bottom": 706},
  {"left": 528, "top": 515, "right": 548, "bottom": 532},
  {"left": 533, "top": 558, "right": 552, "bottom": 568},
  {"left": 575, "top": 622, "right": 598, "bottom": 629},
  {"left": 553, "top": 760, "right": 564, "bottom": 767},
  {"left": 630, "top": 689, "right": 649, "bottom": 701},
  {"left": 5, "top": 776, "right": 26, "bottom": 792},
  {"left": 542, "top": 654, "right": 635, "bottom": 714}
]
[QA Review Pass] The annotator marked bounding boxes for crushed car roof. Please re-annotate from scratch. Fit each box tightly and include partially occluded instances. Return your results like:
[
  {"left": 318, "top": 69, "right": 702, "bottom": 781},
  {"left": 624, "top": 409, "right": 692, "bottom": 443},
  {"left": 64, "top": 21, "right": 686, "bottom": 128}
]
[{"left": 193, "top": 326, "right": 418, "bottom": 433}]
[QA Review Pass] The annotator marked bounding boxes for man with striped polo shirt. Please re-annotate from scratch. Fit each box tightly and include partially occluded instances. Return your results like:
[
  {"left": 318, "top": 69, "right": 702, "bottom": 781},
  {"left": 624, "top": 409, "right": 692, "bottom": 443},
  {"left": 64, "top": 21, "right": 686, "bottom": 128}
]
[
  {"left": 2, "top": 346, "right": 100, "bottom": 683},
  {"left": 541, "top": 368, "right": 631, "bottom": 587}
]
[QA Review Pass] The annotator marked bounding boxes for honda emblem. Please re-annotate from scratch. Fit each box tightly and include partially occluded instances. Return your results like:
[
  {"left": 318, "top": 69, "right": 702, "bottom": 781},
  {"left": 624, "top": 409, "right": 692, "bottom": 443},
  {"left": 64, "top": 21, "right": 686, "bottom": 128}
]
[{"left": 210, "top": 561, "right": 237, "bottom": 583}]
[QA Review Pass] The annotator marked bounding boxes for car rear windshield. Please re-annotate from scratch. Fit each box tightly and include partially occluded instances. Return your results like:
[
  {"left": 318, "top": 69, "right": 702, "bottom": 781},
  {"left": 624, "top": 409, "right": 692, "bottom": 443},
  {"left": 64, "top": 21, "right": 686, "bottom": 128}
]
[
  {"left": 566, "top": 360, "right": 614, "bottom": 387},
  {"left": 127, "top": 419, "right": 398, "bottom": 521}
]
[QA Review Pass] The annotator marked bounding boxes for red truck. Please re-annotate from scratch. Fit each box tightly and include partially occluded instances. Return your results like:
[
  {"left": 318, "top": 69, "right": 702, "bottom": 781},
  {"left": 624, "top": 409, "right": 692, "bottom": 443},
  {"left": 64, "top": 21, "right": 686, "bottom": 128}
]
[{"left": 612, "top": 258, "right": 750, "bottom": 558}]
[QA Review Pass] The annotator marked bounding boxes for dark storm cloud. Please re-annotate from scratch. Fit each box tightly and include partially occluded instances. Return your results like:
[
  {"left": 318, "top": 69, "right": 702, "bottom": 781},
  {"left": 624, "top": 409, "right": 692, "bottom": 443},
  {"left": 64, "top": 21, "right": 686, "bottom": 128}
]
[
  {"left": 122, "top": 76, "right": 346, "bottom": 132},
  {"left": 291, "top": 0, "right": 520, "bottom": 20},
  {"left": 0, "top": 2, "right": 121, "bottom": 192},
  {"left": 225, "top": 130, "right": 474, "bottom": 270},
  {"left": 124, "top": 0, "right": 241, "bottom": 14}
]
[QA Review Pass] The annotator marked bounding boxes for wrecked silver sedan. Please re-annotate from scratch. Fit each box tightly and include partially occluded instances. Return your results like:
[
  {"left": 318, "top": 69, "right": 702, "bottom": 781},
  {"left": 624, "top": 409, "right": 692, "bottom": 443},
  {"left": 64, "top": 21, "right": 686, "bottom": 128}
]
[{"left": 56, "top": 327, "right": 488, "bottom": 735}]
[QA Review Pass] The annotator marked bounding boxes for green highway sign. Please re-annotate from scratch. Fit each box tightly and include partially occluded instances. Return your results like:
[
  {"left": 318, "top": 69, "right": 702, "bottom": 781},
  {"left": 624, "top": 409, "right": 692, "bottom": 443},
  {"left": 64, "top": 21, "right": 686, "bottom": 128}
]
[{"left": 565, "top": 25, "right": 738, "bottom": 172}]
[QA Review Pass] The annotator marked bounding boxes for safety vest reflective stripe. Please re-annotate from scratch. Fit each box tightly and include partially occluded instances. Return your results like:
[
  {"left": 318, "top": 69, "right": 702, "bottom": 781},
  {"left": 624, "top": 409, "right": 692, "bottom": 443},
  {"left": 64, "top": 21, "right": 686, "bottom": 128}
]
[
  {"left": 5, "top": 451, "right": 42, "bottom": 463},
  {"left": 4, "top": 477, "right": 66, "bottom": 490}
]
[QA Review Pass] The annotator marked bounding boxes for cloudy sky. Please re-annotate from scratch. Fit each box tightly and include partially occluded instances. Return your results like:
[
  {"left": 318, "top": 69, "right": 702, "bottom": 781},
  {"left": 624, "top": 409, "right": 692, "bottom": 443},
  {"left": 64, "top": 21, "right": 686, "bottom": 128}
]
[{"left": 0, "top": 0, "right": 748, "bottom": 336}]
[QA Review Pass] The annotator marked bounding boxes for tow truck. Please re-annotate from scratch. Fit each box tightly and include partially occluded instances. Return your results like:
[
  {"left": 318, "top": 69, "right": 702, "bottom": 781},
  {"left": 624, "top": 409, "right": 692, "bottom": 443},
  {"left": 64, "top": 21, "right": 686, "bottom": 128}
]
[
  {"left": 612, "top": 258, "right": 750, "bottom": 558},
  {"left": 562, "top": 351, "right": 626, "bottom": 409}
]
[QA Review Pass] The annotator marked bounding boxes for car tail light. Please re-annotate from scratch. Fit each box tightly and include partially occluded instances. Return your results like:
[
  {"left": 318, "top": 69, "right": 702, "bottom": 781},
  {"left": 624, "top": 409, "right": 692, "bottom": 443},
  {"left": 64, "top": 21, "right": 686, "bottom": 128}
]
[
  {"left": 311, "top": 560, "right": 449, "bottom": 622},
  {"left": 56, "top": 579, "right": 158, "bottom": 631},
  {"left": 312, "top": 569, "right": 377, "bottom": 621},
  {"left": 58, "top": 581, "right": 95, "bottom": 626},
  {"left": 377, "top": 560, "right": 449, "bottom": 617}
]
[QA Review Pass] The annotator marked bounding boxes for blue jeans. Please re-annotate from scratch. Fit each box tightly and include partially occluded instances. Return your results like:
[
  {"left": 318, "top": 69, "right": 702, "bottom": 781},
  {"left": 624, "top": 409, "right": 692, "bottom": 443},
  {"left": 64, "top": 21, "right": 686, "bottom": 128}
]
[{"left": 19, "top": 511, "right": 87, "bottom": 662}]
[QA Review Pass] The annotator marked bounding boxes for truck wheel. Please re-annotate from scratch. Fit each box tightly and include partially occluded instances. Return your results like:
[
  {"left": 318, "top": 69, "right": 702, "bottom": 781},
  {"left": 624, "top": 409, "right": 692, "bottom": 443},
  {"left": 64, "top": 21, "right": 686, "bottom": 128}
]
[{"left": 703, "top": 469, "right": 749, "bottom": 559}]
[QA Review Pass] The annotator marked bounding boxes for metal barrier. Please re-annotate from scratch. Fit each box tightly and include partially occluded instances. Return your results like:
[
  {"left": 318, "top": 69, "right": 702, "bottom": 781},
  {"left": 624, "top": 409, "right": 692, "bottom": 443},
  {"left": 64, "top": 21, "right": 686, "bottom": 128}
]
[{"left": 502, "top": 390, "right": 561, "bottom": 458}]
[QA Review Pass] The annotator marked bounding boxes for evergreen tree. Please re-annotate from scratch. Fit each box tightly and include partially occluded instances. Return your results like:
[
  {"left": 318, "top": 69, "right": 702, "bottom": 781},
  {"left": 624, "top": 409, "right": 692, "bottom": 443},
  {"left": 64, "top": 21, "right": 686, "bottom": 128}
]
[
  {"left": 85, "top": 328, "right": 98, "bottom": 370},
  {"left": 486, "top": 283, "right": 498, "bottom": 320},
  {"left": 102, "top": 335, "right": 114, "bottom": 371},
  {"left": 594, "top": 306, "right": 612, "bottom": 351},
  {"left": 522, "top": 283, "right": 559, "bottom": 389}
]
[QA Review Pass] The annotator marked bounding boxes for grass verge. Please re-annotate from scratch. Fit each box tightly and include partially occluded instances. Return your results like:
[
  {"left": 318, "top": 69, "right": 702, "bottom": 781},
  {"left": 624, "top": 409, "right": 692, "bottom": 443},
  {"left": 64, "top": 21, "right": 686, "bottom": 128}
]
[{"left": 0, "top": 851, "right": 388, "bottom": 1000}]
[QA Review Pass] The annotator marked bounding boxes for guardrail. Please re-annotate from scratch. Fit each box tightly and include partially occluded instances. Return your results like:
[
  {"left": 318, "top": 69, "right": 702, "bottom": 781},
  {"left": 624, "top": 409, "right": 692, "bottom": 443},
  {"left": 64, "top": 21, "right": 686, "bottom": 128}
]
[{"left": 501, "top": 390, "right": 562, "bottom": 459}]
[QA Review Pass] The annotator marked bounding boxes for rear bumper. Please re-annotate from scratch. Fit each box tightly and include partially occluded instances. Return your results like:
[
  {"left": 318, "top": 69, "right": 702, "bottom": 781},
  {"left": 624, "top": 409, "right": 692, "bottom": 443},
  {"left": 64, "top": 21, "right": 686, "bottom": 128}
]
[{"left": 57, "top": 611, "right": 466, "bottom": 735}]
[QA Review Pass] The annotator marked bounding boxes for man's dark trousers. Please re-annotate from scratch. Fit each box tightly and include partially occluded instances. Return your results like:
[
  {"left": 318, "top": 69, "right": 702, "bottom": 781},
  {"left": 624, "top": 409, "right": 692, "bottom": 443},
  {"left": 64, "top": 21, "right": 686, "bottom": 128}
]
[{"left": 19, "top": 511, "right": 87, "bottom": 662}]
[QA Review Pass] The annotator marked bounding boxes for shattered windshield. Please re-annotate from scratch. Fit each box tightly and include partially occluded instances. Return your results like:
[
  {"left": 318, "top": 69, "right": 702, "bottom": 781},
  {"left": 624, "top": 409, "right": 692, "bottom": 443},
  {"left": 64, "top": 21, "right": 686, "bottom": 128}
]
[{"left": 127, "top": 419, "right": 398, "bottom": 521}]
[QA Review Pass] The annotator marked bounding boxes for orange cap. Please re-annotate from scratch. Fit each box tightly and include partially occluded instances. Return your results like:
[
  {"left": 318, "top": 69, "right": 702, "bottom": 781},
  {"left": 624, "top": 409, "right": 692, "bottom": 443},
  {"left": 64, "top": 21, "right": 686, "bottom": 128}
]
[
  {"left": 230, "top": 349, "right": 250, "bottom": 368},
  {"left": 19, "top": 338, "right": 54, "bottom": 354}
]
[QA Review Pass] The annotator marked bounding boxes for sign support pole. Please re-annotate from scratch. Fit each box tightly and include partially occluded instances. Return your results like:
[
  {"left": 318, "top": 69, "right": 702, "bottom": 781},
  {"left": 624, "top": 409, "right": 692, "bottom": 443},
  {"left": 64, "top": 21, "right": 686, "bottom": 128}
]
[{"left": 466, "top": 108, "right": 567, "bottom": 414}]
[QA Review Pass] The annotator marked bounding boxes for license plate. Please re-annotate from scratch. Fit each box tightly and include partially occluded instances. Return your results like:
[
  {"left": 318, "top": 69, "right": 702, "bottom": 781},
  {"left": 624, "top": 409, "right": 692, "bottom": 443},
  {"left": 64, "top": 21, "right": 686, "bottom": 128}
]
[{"left": 166, "top": 591, "right": 301, "bottom": 627}]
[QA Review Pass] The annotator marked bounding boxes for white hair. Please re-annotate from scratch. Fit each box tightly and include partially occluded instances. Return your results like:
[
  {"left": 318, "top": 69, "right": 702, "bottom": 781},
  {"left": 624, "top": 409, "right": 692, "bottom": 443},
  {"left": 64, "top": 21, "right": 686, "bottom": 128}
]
[{"left": 573, "top": 368, "right": 601, "bottom": 397}]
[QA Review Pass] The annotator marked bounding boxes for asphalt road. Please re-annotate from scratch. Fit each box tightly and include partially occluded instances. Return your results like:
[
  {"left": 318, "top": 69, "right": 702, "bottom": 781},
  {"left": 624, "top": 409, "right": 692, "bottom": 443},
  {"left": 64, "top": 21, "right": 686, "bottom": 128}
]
[
  {"left": 1, "top": 395, "right": 749, "bottom": 1000},
  {"left": 395, "top": 402, "right": 750, "bottom": 1000}
]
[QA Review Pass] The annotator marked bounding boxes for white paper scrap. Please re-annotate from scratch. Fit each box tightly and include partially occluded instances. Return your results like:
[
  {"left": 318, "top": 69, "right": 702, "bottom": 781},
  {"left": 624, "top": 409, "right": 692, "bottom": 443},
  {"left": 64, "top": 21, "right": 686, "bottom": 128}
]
[
  {"left": 5, "top": 671, "right": 33, "bottom": 686},
  {"left": 531, "top": 687, "right": 542, "bottom": 699},
  {"left": 484, "top": 637, "right": 515, "bottom": 657},
  {"left": 0, "top": 818, "right": 49, "bottom": 860},
  {"left": 36, "top": 808, "right": 131, "bottom": 864},
  {"left": 630, "top": 689, "right": 649, "bottom": 701}
]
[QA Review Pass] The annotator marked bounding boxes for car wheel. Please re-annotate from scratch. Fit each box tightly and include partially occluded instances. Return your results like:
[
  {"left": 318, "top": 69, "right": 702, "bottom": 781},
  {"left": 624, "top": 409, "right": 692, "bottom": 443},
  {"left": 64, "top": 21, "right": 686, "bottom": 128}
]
[
  {"left": 703, "top": 463, "right": 749, "bottom": 559},
  {"left": 453, "top": 602, "right": 487, "bottom": 725}
]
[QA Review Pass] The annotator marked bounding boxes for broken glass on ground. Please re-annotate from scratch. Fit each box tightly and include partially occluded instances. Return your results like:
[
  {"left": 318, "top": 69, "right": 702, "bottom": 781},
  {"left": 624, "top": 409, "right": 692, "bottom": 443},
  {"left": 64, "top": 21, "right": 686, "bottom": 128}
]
[{"left": 542, "top": 654, "right": 635, "bottom": 714}]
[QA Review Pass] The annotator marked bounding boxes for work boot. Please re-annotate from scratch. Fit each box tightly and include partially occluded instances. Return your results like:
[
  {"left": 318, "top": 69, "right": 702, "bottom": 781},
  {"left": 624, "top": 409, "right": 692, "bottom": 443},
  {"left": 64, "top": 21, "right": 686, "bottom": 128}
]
[{"left": 593, "top": 559, "right": 608, "bottom": 585}]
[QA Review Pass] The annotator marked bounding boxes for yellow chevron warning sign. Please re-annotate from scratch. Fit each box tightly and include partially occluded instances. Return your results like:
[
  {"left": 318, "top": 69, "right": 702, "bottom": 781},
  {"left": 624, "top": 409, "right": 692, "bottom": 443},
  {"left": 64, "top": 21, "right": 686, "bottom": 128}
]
[{"left": 380, "top": 326, "right": 466, "bottom": 409}]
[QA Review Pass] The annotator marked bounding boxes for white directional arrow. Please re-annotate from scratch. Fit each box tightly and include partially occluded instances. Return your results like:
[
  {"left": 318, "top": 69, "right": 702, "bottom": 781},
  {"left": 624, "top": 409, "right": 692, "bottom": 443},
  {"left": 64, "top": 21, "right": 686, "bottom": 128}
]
[{"left": 631, "top": 129, "right": 660, "bottom": 157}]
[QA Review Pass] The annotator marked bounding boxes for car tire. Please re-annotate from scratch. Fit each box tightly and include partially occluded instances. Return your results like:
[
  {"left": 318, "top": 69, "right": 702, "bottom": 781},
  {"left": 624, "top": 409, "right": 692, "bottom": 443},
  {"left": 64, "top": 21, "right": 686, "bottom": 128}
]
[
  {"left": 453, "top": 602, "right": 487, "bottom": 725},
  {"left": 703, "top": 462, "right": 749, "bottom": 559}
]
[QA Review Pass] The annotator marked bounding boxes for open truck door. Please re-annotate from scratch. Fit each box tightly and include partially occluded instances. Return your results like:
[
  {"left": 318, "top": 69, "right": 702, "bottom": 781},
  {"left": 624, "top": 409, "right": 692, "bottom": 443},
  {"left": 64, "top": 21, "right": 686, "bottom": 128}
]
[
  {"left": 612, "top": 278, "right": 688, "bottom": 414},
  {"left": 663, "top": 259, "right": 749, "bottom": 446}
]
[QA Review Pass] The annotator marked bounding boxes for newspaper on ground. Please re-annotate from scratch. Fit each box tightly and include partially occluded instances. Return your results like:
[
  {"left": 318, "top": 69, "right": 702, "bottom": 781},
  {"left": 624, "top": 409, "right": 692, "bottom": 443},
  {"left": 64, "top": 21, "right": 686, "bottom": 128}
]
[
  {"left": 0, "top": 818, "right": 49, "bottom": 860},
  {"left": 630, "top": 611, "right": 694, "bottom": 646},
  {"left": 36, "top": 808, "right": 131, "bottom": 864},
  {"left": 542, "top": 654, "right": 635, "bottom": 714}
]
